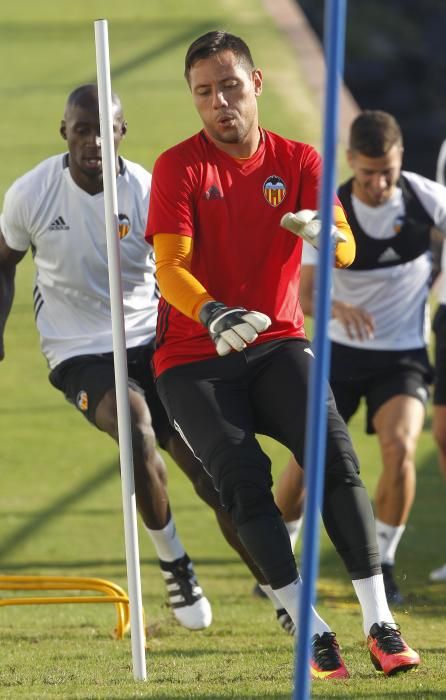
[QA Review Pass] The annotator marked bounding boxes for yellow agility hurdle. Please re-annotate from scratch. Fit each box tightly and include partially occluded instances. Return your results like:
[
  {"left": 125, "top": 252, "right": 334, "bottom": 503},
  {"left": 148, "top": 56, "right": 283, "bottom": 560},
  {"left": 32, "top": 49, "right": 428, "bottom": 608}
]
[{"left": 0, "top": 575, "right": 135, "bottom": 640}]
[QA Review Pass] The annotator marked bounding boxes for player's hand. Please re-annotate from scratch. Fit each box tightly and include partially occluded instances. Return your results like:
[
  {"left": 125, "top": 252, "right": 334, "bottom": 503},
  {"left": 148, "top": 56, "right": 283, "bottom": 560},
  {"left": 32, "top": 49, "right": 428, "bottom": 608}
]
[
  {"left": 199, "top": 301, "right": 271, "bottom": 356},
  {"left": 332, "top": 300, "right": 375, "bottom": 341},
  {"left": 280, "top": 209, "right": 346, "bottom": 249}
]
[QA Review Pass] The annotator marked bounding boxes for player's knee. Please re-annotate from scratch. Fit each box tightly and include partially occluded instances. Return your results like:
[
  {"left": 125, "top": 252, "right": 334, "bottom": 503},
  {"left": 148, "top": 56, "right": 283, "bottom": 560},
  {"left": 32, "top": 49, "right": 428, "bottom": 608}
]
[
  {"left": 380, "top": 433, "right": 416, "bottom": 469},
  {"left": 105, "top": 415, "right": 119, "bottom": 440},
  {"left": 132, "top": 419, "right": 157, "bottom": 462},
  {"left": 94, "top": 390, "right": 119, "bottom": 439},
  {"left": 230, "top": 483, "right": 279, "bottom": 527},
  {"left": 324, "top": 455, "right": 362, "bottom": 495},
  {"left": 214, "top": 452, "right": 276, "bottom": 527},
  {"left": 130, "top": 416, "right": 168, "bottom": 488},
  {"left": 433, "top": 422, "right": 446, "bottom": 454}
]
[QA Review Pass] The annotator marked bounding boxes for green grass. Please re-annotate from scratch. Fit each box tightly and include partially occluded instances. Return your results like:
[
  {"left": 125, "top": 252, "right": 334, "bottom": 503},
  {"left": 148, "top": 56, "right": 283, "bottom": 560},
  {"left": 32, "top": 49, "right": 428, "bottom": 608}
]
[{"left": 1, "top": 1, "right": 446, "bottom": 698}]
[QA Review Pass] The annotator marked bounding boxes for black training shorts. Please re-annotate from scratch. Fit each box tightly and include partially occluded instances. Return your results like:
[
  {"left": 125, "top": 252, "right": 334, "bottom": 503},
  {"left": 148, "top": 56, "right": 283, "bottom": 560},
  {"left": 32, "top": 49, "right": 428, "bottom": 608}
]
[
  {"left": 49, "top": 340, "right": 174, "bottom": 448},
  {"left": 156, "top": 338, "right": 359, "bottom": 483},
  {"left": 329, "top": 341, "right": 433, "bottom": 434},
  {"left": 433, "top": 304, "right": 446, "bottom": 405}
]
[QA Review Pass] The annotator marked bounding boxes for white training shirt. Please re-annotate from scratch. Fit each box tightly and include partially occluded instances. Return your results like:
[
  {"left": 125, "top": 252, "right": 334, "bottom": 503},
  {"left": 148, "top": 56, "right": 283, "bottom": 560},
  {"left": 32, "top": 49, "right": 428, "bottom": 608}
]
[
  {"left": 1, "top": 154, "right": 158, "bottom": 368},
  {"left": 435, "top": 141, "right": 446, "bottom": 305},
  {"left": 437, "top": 241, "right": 446, "bottom": 305},
  {"left": 301, "top": 171, "right": 446, "bottom": 350}
]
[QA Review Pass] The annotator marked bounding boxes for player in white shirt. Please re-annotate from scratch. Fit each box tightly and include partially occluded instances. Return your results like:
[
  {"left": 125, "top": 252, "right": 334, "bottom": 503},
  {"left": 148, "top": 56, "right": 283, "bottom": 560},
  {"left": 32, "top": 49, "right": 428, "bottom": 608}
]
[
  {"left": 272, "top": 111, "right": 446, "bottom": 615},
  {"left": 0, "top": 84, "right": 264, "bottom": 630},
  {"left": 428, "top": 141, "right": 446, "bottom": 582}
]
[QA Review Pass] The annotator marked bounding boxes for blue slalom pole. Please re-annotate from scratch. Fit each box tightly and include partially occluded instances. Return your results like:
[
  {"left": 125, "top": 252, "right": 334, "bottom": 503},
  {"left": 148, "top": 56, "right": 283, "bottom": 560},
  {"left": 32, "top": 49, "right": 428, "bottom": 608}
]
[{"left": 293, "top": 1, "right": 347, "bottom": 698}]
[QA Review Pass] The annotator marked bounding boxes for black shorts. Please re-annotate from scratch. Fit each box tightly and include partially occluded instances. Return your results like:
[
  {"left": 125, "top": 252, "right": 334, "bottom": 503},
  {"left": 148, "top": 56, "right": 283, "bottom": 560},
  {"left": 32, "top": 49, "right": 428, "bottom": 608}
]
[
  {"left": 330, "top": 342, "right": 433, "bottom": 434},
  {"left": 49, "top": 340, "right": 174, "bottom": 448},
  {"left": 156, "top": 338, "right": 359, "bottom": 485},
  {"left": 433, "top": 304, "right": 446, "bottom": 405}
]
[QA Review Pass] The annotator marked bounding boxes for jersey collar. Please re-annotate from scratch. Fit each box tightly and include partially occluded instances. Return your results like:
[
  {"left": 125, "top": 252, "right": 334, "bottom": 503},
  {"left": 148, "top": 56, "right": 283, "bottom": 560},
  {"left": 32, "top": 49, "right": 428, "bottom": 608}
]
[{"left": 62, "top": 153, "right": 126, "bottom": 175}]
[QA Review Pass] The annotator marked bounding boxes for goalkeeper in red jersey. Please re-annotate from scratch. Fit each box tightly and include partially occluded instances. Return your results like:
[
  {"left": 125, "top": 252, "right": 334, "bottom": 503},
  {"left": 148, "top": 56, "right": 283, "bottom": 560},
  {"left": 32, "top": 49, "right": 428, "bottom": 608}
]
[{"left": 145, "top": 30, "right": 420, "bottom": 678}]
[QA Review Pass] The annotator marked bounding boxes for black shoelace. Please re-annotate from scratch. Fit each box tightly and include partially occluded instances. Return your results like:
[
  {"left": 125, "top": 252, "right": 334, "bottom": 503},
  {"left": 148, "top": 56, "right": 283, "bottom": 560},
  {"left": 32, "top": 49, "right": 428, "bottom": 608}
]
[
  {"left": 311, "top": 632, "right": 342, "bottom": 670},
  {"left": 160, "top": 555, "right": 202, "bottom": 606},
  {"left": 372, "top": 624, "right": 405, "bottom": 653}
]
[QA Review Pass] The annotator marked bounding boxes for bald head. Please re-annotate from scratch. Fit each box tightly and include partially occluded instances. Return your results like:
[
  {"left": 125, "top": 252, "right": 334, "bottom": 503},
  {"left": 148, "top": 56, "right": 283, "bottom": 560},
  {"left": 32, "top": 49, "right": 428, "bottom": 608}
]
[{"left": 64, "top": 83, "right": 124, "bottom": 121}]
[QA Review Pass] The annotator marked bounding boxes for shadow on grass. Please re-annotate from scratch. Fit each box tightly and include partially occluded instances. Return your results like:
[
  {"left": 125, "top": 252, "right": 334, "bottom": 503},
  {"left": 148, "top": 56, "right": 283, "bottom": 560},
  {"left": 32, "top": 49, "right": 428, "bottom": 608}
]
[
  {"left": 0, "top": 555, "right": 255, "bottom": 572},
  {"left": 0, "top": 460, "right": 119, "bottom": 562}
]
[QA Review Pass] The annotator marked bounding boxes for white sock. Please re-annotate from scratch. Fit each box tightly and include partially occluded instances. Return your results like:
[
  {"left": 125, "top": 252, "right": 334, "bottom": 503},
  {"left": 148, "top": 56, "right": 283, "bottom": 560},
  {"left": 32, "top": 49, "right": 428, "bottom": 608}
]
[
  {"left": 273, "top": 578, "right": 331, "bottom": 637},
  {"left": 375, "top": 519, "right": 406, "bottom": 565},
  {"left": 145, "top": 516, "right": 185, "bottom": 562},
  {"left": 352, "top": 574, "right": 395, "bottom": 637},
  {"left": 258, "top": 584, "right": 283, "bottom": 611},
  {"left": 286, "top": 517, "right": 304, "bottom": 551}
]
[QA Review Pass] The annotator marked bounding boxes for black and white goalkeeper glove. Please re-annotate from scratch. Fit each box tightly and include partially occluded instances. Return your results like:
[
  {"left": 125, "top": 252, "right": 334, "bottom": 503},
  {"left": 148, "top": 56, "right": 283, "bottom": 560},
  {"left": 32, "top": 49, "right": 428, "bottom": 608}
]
[
  {"left": 199, "top": 301, "right": 271, "bottom": 356},
  {"left": 280, "top": 209, "right": 346, "bottom": 249}
]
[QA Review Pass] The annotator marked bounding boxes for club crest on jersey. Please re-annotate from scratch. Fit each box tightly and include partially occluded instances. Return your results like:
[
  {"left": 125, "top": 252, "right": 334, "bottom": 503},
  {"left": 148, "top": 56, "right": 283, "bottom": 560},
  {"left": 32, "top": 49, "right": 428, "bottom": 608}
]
[
  {"left": 263, "top": 175, "right": 287, "bottom": 207},
  {"left": 118, "top": 213, "right": 131, "bottom": 239},
  {"left": 76, "top": 390, "right": 88, "bottom": 412},
  {"left": 393, "top": 215, "right": 404, "bottom": 234}
]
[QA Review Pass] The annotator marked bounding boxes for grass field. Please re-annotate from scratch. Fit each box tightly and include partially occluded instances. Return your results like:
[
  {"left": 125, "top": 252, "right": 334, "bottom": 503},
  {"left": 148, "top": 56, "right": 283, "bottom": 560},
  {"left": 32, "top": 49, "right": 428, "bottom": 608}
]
[{"left": 1, "top": 1, "right": 446, "bottom": 698}]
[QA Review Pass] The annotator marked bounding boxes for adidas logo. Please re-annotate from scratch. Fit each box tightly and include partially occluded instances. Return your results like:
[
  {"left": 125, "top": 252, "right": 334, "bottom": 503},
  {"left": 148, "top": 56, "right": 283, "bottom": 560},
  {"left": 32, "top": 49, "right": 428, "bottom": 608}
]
[
  {"left": 377, "top": 247, "right": 400, "bottom": 263},
  {"left": 204, "top": 184, "right": 223, "bottom": 200},
  {"left": 416, "top": 386, "right": 428, "bottom": 403},
  {"left": 49, "top": 216, "right": 70, "bottom": 231}
]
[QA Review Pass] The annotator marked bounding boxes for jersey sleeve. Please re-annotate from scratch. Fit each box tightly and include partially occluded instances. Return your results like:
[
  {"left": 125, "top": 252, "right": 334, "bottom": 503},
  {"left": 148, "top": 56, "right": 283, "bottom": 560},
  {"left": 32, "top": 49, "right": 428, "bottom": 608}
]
[
  {"left": 333, "top": 202, "right": 355, "bottom": 267},
  {"left": 0, "top": 182, "right": 32, "bottom": 252},
  {"left": 145, "top": 150, "right": 196, "bottom": 243},
  {"left": 436, "top": 140, "right": 446, "bottom": 186},
  {"left": 153, "top": 233, "right": 214, "bottom": 321},
  {"left": 299, "top": 146, "right": 355, "bottom": 268},
  {"left": 404, "top": 171, "right": 446, "bottom": 235},
  {"left": 298, "top": 146, "right": 323, "bottom": 210}
]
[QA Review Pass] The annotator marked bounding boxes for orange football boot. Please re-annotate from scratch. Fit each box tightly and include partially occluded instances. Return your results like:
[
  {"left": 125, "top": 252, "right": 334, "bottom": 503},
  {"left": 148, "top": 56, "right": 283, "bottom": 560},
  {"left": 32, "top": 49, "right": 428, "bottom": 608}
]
[{"left": 367, "top": 623, "right": 420, "bottom": 676}]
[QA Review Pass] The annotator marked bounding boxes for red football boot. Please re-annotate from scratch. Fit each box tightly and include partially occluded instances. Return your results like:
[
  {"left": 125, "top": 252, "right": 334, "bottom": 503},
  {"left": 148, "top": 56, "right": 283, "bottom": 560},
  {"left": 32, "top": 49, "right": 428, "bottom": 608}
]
[
  {"left": 367, "top": 623, "right": 420, "bottom": 676},
  {"left": 310, "top": 632, "right": 350, "bottom": 680}
]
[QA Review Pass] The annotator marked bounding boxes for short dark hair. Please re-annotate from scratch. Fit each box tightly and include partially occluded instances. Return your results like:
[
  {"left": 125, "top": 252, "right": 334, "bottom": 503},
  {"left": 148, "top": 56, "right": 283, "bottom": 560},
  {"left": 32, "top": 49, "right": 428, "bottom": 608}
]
[
  {"left": 349, "top": 110, "right": 403, "bottom": 157},
  {"left": 184, "top": 31, "right": 254, "bottom": 83},
  {"left": 65, "top": 84, "right": 123, "bottom": 119}
]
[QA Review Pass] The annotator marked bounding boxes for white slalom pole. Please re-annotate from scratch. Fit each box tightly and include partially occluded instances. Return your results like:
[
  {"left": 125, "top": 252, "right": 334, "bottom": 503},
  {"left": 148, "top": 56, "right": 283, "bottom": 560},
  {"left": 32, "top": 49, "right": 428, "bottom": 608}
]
[{"left": 94, "top": 19, "right": 147, "bottom": 681}]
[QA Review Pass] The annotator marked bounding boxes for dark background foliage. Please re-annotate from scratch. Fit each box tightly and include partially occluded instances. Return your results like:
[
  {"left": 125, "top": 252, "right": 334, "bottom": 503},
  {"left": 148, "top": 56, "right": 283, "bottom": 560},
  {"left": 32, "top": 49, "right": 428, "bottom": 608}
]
[{"left": 298, "top": 0, "right": 446, "bottom": 178}]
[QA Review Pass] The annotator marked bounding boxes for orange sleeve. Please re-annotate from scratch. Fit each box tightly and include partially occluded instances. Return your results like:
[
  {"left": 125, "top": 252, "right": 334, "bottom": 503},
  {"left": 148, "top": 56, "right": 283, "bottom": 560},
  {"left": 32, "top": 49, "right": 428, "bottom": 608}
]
[
  {"left": 153, "top": 233, "right": 214, "bottom": 322},
  {"left": 333, "top": 204, "right": 355, "bottom": 268}
]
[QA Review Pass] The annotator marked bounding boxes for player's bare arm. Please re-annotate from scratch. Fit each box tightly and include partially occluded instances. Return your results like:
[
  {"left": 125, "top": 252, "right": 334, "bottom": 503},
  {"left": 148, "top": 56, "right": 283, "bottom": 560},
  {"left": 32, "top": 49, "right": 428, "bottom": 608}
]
[
  {"left": 0, "top": 230, "right": 26, "bottom": 360},
  {"left": 300, "top": 263, "right": 374, "bottom": 340},
  {"left": 332, "top": 299, "right": 375, "bottom": 341}
]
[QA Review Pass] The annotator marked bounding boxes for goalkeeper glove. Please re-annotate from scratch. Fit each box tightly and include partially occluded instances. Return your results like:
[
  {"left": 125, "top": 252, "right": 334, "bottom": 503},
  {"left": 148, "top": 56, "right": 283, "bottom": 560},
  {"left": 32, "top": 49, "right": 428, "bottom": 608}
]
[
  {"left": 199, "top": 301, "right": 271, "bottom": 356},
  {"left": 280, "top": 209, "right": 346, "bottom": 249}
]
